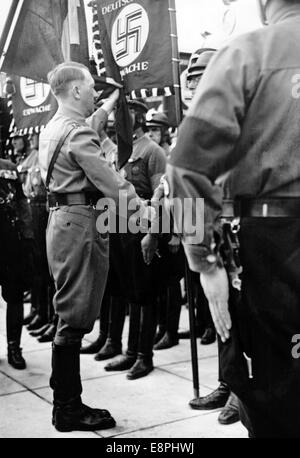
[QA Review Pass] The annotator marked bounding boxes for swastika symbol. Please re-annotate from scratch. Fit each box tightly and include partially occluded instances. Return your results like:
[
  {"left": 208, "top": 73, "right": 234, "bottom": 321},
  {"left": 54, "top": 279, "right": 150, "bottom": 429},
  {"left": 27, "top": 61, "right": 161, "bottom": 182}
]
[
  {"left": 111, "top": 3, "right": 149, "bottom": 68},
  {"left": 115, "top": 9, "right": 142, "bottom": 62},
  {"left": 20, "top": 77, "right": 51, "bottom": 108},
  {"left": 24, "top": 79, "right": 47, "bottom": 100}
]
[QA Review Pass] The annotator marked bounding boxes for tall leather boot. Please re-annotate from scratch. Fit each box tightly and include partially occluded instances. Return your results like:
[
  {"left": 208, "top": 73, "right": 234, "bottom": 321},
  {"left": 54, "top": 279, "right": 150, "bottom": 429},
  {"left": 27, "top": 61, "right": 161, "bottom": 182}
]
[
  {"left": 30, "top": 281, "right": 55, "bottom": 338},
  {"left": 7, "top": 300, "right": 26, "bottom": 370},
  {"left": 81, "top": 292, "right": 110, "bottom": 354},
  {"left": 104, "top": 302, "right": 139, "bottom": 371},
  {"left": 27, "top": 274, "right": 48, "bottom": 331},
  {"left": 95, "top": 296, "right": 125, "bottom": 361},
  {"left": 50, "top": 343, "right": 116, "bottom": 432},
  {"left": 154, "top": 282, "right": 181, "bottom": 350},
  {"left": 154, "top": 293, "right": 167, "bottom": 344},
  {"left": 127, "top": 301, "right": 157, "bottom": 380},
  {"left": 23, "top": 278, "right": 37, "bottom": 325}
]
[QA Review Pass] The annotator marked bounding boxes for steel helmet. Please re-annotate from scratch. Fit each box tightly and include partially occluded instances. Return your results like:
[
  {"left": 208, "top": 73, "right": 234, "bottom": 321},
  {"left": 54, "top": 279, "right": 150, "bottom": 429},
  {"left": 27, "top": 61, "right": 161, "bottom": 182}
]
[{"left": 187, "top": 49, "right": 216, "bottom": 81}]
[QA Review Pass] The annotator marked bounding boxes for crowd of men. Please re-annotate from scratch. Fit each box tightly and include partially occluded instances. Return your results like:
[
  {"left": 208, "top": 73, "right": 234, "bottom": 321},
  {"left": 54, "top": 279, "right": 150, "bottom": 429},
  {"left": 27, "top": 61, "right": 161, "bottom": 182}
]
[{"left": 0, "top": 0, "right": 300, "bottom": 438}]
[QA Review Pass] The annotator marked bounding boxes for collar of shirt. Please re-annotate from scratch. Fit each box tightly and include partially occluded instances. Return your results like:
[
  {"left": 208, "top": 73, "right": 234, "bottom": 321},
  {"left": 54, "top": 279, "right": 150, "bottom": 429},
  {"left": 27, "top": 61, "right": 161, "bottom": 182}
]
[
  {"left": 56, "top": 105, "right": 86, "bottom": 124},
  {"left": 269, "top": 4, "right": 300, "bottom": 25}
]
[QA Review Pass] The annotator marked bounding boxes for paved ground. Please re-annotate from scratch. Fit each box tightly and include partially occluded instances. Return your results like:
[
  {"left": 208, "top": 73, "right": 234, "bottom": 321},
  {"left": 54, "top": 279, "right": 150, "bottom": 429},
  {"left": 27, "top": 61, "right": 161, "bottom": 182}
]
[{"left": 0, "top": 296, "right": 247, "bottom": 438}]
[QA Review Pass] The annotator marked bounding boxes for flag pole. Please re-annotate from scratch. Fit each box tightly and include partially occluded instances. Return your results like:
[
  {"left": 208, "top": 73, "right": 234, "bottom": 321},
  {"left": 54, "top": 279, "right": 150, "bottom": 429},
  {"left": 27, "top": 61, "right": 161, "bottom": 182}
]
[
  {"left": 0, "top": 0, "right": 24, "bottom": 71},
  {"left": 168, "top": 0, "right": 182, "bottom": 126},
  {"left": 168, "top": 0, "right": 200, "bottom": 399},
  {"left": 0, "top": 0, "right": 19, "bottom": 56}
]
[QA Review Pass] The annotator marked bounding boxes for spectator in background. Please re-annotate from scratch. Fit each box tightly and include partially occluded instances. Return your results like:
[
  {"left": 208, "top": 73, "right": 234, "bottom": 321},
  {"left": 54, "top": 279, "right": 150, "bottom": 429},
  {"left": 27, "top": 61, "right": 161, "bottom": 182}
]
[
  {"left": 19, "top": 132, "right": 57, "bottom": 342},
  {"left": 11, "top": 132, "right": 29, "bottom": 166},
  {"left": 146, "top": 111, "right": 172, "bottom": 158}
]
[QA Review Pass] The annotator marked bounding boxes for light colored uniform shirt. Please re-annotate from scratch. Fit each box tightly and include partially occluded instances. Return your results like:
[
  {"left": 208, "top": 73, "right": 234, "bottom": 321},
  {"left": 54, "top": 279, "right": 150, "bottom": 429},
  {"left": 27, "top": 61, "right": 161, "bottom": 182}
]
[{"left": 39, "top": 106, "right": 141, "bottom": 210}]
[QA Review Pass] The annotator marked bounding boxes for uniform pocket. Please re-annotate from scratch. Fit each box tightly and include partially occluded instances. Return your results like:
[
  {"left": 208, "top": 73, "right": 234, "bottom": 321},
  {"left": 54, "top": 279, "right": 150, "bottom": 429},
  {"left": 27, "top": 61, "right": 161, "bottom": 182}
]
[{"left": 56, "top": 206, "right": 93, "bottom": 229}]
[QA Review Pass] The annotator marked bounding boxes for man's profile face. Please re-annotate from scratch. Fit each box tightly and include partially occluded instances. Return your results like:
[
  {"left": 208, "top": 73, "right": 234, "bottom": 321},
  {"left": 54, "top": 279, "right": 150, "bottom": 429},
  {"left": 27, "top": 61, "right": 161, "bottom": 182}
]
[
  {"left": 187, "top": 74, "right": 202, "bottom": 98},
  {"left": 78, "top": 70, "right": 97, "bottom": 117},
  {"left": 29, "top": 134, "right": 39, "bottom": 150},
  {"left": 148, "top": 126, "right": 162, "bottom": 145},
  {"left": 12, "top": 137, "right": 25, "bottom": 152}
]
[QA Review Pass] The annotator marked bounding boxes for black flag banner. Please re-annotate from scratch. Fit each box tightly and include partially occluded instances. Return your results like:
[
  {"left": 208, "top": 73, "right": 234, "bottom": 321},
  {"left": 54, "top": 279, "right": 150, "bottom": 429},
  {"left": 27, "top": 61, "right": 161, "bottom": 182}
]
[
  {"left": 0, "top": 0, "right": 89, "bottom": 83},
  {"left": 91, "top": 1, "right": 134, "bottom": 169},
  {"left": 95, "top": 0, "right": 175, "bottom": 98},
  {"left": 7, "top": 75, "right": 58, "bottom": 135}
]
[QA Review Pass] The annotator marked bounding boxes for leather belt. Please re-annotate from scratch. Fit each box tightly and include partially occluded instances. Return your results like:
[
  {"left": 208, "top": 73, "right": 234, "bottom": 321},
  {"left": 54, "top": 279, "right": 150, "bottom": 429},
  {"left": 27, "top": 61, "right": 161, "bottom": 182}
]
[
  {"left": 222, "top": 198, "right": 300, "bottom": 218},
  {"left": 48, "top": 192, "right": 103, "bottom": 208},
  {"left": 29, "top": 196, "right": 47, "bottom": 205}
]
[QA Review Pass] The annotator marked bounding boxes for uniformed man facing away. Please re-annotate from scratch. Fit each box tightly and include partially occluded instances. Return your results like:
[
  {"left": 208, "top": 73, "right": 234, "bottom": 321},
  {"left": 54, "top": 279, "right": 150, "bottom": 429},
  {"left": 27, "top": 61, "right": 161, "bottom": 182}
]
[
  {"left": 167, "top": 0, "right": 300, "bottom": 438},
  {"left": 0, "top": 158, "right": 33, "bottom": 369},
  {"left": 185, "top": 49, "right": 240, "bottom": 426},
  {"left": 39, "top": 61, "right": 153, "bottom": 433}
]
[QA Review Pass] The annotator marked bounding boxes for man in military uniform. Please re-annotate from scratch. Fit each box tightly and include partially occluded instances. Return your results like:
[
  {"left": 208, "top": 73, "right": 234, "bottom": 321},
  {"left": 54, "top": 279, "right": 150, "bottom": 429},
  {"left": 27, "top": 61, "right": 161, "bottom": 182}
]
[
  {"left": 182, "top": 51, "right": 218, "bottom": 347},
  {"left": 144, "top": 112, "right": 184, "bottom": 351},
  {"left": 167, "top": 0, "right": 300, "bottom": 437},
  {"left": 183, "top": 49, "right": 239, "bottom": 426},
  {"left": 146, "top": 111, "right": 172, "bottom": 157},
  {"left": 104, "top": 99, "right": 167, "bottom": 379},
  {"left": 39, "top": 62, "right": 153, "bottom": 432},
  {"left": 0, "top": 157, "right": 33, "bottom": 369}
]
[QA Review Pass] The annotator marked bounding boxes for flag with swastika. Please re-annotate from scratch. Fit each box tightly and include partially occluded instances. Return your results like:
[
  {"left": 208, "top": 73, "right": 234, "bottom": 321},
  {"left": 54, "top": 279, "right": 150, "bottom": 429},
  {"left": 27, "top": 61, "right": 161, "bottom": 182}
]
[
  {"left": 95, "top": 0, "right": 175, "bottom": 98},
  {"left": 7, "top": 75, "right": 58, "bottom": 136}
]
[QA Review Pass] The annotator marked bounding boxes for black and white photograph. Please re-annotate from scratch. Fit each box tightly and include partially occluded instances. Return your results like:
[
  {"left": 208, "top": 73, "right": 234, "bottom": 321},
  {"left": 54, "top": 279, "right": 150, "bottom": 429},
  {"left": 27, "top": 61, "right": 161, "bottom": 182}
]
[{"left": 0, "top": 0, "right": 300, "bottom": 441}]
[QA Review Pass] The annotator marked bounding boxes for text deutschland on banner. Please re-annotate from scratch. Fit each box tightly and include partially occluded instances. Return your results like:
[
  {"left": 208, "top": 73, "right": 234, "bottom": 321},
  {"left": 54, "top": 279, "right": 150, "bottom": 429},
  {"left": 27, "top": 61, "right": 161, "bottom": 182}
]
[{"left": 96, "top": 0, "right": 174, "bottom": 94}]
